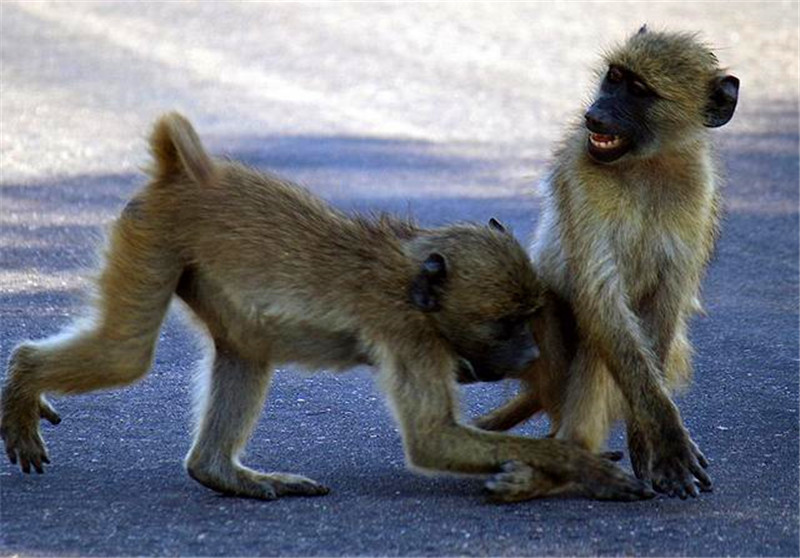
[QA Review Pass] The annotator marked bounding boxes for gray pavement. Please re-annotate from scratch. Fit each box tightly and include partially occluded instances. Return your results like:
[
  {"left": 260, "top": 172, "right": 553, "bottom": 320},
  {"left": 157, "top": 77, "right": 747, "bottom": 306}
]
[{"left": 1, "top": 2, "right": 798, "bottom": 556}]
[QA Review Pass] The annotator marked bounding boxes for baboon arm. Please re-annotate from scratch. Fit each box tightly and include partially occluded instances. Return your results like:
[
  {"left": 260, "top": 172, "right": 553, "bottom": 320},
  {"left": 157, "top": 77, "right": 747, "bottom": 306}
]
[
  {"left": 638, "top": 274, "right": 692, "bottom": 366},
  {"left": 570, "top": 249, "right": 675, "bottom": 427},
  {"left": 576, "top": 290, "right": 680, "bottom": 427},
  {"left": 570, "top": 254, "right": 710, "bottom": 496},
  {"left": 375, "top": 350, "right": 652, "bottom": 501}
]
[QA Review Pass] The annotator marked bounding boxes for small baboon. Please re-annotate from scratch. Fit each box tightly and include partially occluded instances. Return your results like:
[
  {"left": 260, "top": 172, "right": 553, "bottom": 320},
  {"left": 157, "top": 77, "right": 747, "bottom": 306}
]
[
  {"left": 468, "top": 28, "right": 739, "bottom": 499},
  {"left": 0, "top": 113, "right": 653, "bottom": 502}
]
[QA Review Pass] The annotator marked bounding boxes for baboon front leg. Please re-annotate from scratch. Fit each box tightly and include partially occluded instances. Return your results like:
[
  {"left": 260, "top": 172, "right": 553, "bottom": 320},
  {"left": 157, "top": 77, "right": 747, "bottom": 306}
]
[
  {"left": 379, "top": 354, "right": 652, "bottom": 502},
  {"left": 1, "top": 209, "right": 181, "bottom": 473},
  {"left": 185, "top": 348, "right": 329, "bottom": 500}
]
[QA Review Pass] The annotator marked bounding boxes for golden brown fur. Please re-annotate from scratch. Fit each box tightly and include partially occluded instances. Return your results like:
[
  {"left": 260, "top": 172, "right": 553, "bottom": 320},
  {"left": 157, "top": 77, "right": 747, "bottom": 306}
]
[
  {"left": 0, "top": 113, "right": 653, "bottom": 502},
  {"left": 473, "top": 29, "right": 738, "bottom": 499}
]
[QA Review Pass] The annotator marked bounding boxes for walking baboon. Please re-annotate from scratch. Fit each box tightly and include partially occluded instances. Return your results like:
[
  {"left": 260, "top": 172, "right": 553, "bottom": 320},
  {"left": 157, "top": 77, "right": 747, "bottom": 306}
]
[
  {"left": 469, "top": 28, "right": 739, "bottom": 499},
  {"left": 0, "top": 113, "right": 653, "bottom": 502}
]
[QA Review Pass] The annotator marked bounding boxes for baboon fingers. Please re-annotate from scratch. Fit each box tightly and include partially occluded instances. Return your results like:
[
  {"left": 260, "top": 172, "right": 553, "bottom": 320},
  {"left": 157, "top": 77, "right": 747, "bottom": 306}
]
[
  {"left": 5, "top": 444, "right": 18, "bottom": 465},
  {"left": 486, "top": 459, "right": 655, "bottom": 503},
  {"left": 0, "top": 418, "right": 51, "bottom": 474},
  {"left": 651, "top": 450, "right": 712, "bottom": 499},
  {"left": 484, "top": 461, "right": 545, "bottom": 503},
  {"left": 697, "top": 480, "right": 714, "bottom": 493},
  {"left": 584, "top": 478, "right": 656, "bottom": 502},
  {"left": 39, "top": 399, "right": 61, "bottom": 425}
]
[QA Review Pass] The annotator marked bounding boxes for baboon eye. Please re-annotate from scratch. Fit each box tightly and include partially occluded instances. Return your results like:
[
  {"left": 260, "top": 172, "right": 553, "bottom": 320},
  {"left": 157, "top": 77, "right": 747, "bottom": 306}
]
[
  {"left": 630, "top": 79, "right": 651, "bottom": 97},
  {"left": 607, "top": 66, "right": 624, "bottom": 83}
]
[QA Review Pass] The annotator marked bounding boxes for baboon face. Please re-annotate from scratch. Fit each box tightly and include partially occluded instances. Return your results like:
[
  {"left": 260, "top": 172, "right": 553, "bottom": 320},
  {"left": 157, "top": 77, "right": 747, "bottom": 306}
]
[
  {"left": 450, "top": 311, "right": 541, "bottom": 384},
  {"left": 584, "top": 27, "right": 739, "bottom": 163},
  {"left": 409, "top": 222, "right": 544, "bottom": 383}
]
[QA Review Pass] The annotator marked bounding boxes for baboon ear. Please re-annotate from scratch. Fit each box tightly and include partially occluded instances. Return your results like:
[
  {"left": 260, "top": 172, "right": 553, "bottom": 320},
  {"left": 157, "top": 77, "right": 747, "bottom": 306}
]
[
  {"left": 488, "top": 217, "right": 506, "bottom": 233},
  {"left": 704, "top": 75, "right": 739, "bottom": 128},
  {"left": 409, "top": 253, "right": 447, "bottom": 312}
]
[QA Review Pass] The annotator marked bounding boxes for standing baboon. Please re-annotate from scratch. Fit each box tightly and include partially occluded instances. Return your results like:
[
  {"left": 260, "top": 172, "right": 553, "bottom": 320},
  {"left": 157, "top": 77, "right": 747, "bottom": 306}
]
[
  {"left": 469, "top": 28, "right": 739, "bottom": 499},
  {"left": 0, "top": 113, "right": 652, "bottom": 502}
]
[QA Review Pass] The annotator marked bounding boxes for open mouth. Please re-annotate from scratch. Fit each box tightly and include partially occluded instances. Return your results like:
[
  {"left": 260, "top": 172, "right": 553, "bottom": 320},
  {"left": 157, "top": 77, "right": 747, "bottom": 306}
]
[
  {"left": 586, "top": 132, "right": 630, "bottom": 163},
  {"left": 589, "top": 133, "right": 623, "bottom": 150}
]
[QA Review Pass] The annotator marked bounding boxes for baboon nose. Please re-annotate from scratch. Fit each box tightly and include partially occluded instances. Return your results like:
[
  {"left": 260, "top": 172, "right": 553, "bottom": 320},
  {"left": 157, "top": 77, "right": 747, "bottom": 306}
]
[{"left": 585, "top": 111, "right": 604, "bottom": 131}]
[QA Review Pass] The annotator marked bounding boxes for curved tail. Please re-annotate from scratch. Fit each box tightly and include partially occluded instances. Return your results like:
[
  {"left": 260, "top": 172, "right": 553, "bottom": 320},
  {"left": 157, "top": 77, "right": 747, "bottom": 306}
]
[{"left": 147, "top": 112, "right": 215, "bottom": 186}]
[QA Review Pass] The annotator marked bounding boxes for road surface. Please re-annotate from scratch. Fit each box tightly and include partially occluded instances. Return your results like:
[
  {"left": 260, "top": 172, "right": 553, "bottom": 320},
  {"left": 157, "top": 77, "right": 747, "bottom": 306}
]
[{"left": 1, "top": 2, "right": 798, "bottom": 556}]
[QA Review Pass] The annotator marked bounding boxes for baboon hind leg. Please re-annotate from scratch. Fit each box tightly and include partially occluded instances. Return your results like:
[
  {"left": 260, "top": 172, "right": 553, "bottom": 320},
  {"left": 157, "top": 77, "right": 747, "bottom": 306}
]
[
  {"left": 473, "top": 389, "right": 542, "bottom": 431},
  {"left": 185, "top": 346, "right": 329, "bottom": 500},
  {"left": 1, "top": 209, "right": 182, "bottom": 473},
  {"left": 555, "top": 346, "right": 622, "bottom": 454}
]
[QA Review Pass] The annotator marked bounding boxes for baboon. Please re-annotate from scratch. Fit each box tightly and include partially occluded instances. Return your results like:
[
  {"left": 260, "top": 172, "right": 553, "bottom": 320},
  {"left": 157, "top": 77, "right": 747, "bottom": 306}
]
[
  {"left": 468, "top": 28, "right": 739, "bottom": 499},
  {"left": 0, "top": 113, "right": 653, "bottom": 502}
]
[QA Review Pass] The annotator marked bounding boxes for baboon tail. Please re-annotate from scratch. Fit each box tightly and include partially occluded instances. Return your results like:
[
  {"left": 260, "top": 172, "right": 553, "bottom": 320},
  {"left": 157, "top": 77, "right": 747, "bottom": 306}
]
[{"left": 148, "top": 112, "right": 215, "bottom": 187}]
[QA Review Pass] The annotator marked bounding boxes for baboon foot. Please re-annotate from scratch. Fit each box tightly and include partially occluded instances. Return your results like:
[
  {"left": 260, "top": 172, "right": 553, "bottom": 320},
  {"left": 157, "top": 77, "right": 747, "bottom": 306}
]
[
  {"left": 0, "top": 393, "right": 60, "bottom": 474},
  {"left": 187, "top": 460, "right": 329, "bottom": 500}
]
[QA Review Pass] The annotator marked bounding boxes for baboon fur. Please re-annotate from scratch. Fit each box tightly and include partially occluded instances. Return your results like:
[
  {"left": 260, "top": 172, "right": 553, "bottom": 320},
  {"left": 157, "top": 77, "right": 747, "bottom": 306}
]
[
  {"left": 0, "top": 113, "right": 653, "bottom": 502},
  {"left": 473, "top": 29, "right": 738, "bottom": 499}
]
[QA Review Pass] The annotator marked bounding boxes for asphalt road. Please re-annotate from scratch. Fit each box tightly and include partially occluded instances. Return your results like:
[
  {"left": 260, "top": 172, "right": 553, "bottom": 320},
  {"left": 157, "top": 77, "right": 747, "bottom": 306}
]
[{"left": 1, "top": 2, "right": 798, "bottom": 557}]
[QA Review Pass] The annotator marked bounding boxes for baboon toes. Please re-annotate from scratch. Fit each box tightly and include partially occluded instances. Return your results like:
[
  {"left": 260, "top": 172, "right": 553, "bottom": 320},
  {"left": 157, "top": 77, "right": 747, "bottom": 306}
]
[
  {"left": 187, "top": 463, "right": 329, "bottom": 500},
  {"left": 268, "top": 473, "right": 330, "bottom": 497}
]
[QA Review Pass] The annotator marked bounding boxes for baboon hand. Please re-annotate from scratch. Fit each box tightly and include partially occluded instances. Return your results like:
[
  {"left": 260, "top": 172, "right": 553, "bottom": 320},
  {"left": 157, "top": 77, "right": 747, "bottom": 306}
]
[
  {"left": 485, "top": 459, "right": 654, "bottom": 503},
  {"left": 632, "top": 425, "right": 712, "bottom": 499},
  {"left": 0, "top": 395, "right": 61, "bottom": 474}
]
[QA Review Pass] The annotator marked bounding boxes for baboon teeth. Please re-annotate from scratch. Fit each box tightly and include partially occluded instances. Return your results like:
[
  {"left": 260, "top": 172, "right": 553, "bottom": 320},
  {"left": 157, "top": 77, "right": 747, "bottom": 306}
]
[{"left": 589, "top": 133, "right": 623, "bottom": 149}]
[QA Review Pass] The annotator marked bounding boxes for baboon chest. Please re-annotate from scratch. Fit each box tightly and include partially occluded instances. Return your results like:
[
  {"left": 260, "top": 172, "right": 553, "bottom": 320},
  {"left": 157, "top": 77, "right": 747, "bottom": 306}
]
[{"left": 608, "top": 213, "right": 687, "bottom": 300}]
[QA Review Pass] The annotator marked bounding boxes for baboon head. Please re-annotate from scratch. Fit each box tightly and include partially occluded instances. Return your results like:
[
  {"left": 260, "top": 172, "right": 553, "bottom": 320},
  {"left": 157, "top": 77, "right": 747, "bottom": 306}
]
[
  {"left": 584, "top": 26, "right": 739, "bottom": 163},
  {"left": 409, "top": 219, "right": 544, "bottom": 382}
]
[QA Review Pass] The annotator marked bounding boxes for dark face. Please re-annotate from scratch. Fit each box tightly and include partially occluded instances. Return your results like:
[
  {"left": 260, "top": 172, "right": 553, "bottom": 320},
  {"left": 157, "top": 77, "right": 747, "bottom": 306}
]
[
  {"left": 584, "top": 65, "right": 659, "bottom": 163},
  {"left": 453, "top": 312, "right": 540, "bottom": 384}
]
